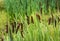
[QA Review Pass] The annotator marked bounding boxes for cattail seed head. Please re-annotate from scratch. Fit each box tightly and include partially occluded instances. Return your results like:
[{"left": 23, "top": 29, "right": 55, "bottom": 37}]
[
  {"left": 20, "top": 23, "right": 23, "bottom": 37},
  {"left": 55, "top": 19, "right": 56, "bottom": 27},
  {"left": 48, "top": 18, "right": 51, "bottom": 25},
  {"left": 31, "top": 16, "right": 34, "bottom": 24},
  {"left": 36, "top": 14, "right": 41, "bottom": 21}
]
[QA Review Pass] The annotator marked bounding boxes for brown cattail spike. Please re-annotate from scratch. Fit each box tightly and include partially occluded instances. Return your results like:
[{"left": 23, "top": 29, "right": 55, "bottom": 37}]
[
  {"left": 36, "top": 14, "right": 41, "bottom": 22},
  {"left": 20, "top": 23, "right": 23, "bottom": 37},
  {"left": 55, "top": 19, "right": 56, "bottom": 27},
  {"left": 31, "top": 16, "right": 34, "bottom": 24},
  {"left": 48, "top": 18, "right": 51, "bottom": 25}
]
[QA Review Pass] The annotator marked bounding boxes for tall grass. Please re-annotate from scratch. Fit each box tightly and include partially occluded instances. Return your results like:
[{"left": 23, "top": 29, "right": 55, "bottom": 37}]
[{"left": 3, "top": 16, "right": 60, "bottom": 41}]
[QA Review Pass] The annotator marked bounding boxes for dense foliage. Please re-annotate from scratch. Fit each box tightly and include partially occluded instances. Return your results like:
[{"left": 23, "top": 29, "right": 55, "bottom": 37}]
[
  {"left": 4, "top": 0, "right": 60, "bottom": 15},
  {"left": 0, "top": 0, "right": 60, "bottom": 41}
]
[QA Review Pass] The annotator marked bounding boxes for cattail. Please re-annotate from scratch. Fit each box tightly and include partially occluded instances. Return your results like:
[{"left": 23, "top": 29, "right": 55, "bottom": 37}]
[
  {"left": 55, "top": 19, "right": 56, "bottom": 27},
  {"left": 20, "top": 23, "right": 23, "bottom": 31},
  {"left": 20, "top": 23, "right": 23, "bottom": 37},
  {"left": 5, "top": 24, "right": 8, "bottom": 33},
  {"left": 26, "top": 16, "right": 30, "bottom": 25},
  {"left": 58, "top": 17, "right": 60, "bottom": 23},
  {"left": 36, "top": 14, "right": 41, "bottom": 22},
  {"left": 16, "top": 23, "right": 20, "bottom": 34},
  {"left": 21, "top": 31, "right": 23, "bottom": 38},
  {"left": 48, "top": 18, "right": 51, "bottom": 25},
  {"left": 31, "top": 16, "right": 34, "bottom": 24}
]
